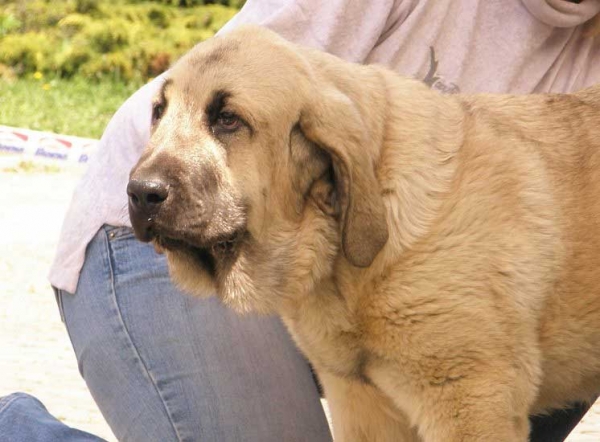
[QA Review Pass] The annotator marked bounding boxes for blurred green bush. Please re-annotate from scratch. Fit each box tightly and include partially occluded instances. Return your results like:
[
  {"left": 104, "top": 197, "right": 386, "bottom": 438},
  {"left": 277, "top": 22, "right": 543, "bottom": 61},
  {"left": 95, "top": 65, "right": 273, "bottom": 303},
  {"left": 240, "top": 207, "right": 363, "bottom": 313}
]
[{"left": 0, "top": 0, "right": 241, "bottom": 82}]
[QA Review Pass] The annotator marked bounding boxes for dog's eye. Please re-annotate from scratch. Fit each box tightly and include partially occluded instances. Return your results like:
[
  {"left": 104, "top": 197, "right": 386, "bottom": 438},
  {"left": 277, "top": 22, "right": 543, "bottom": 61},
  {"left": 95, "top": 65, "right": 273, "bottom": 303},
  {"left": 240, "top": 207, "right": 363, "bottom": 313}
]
[
  {"left": 152, "top": 102, "right": 165, "bottom": 124},
  {"left": 216, "top": 111, "right": 241, "bottom": 132}
]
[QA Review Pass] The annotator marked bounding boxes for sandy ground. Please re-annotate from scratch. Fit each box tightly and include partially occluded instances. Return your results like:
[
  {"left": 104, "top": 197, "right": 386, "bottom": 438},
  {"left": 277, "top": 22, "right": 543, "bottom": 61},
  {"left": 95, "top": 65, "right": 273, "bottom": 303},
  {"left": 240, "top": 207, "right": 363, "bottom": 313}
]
[
  {"left": 1, "top": 163, "right": 600, "bottom": 441},
  {"left": 0, "top": 165, "right": 116, "bottom": 440}
]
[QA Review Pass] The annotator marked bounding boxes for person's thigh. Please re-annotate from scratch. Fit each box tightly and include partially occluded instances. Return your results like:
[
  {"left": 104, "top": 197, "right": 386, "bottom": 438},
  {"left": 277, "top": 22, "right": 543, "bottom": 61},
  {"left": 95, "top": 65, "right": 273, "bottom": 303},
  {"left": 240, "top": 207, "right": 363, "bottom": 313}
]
[{"left": 57, "top": 225, "right": 331, "bottom": 442}]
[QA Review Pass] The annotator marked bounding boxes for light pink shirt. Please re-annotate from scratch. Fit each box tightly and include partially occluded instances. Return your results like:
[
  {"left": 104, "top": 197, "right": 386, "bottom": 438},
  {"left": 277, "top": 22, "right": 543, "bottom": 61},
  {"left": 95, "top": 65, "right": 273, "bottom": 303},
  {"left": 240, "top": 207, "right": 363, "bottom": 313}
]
[{"left": 49, "top": 0, "right": 600, "bottom": 293}]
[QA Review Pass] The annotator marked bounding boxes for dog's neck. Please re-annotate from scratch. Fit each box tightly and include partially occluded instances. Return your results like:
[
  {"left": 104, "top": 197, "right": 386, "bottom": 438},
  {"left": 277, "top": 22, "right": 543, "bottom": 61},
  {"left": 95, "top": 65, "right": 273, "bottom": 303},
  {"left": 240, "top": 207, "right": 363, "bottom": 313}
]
[
  {"left": 314, "top": 55, "right": 465, "bottom": 260},
  {"left": 280, "top": 68, "right": 467, "bottom": 308},
  {"left": 376, "top": 70, "right": 465, "bottom": 258},
  {"left": 272, "top": 77, "right": 467, "bottom": 379}
]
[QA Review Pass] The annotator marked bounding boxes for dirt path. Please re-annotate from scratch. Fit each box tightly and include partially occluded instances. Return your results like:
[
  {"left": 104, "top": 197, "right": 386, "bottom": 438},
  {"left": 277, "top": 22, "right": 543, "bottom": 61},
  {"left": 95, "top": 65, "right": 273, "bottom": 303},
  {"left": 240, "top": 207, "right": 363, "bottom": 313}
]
[{"left": 0, "top": 167, "right": 598, "bottom": 441}]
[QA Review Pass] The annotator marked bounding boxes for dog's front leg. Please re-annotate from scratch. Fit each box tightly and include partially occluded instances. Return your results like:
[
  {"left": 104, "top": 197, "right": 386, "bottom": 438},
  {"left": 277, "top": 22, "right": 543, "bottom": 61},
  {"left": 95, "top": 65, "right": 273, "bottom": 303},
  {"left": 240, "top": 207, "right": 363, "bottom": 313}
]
[
  {"left": 369, "top": 364, "right": 532, "bottom": 442},
  {"left": 319, "top": 371, "right": 421, "bottom": 442}
]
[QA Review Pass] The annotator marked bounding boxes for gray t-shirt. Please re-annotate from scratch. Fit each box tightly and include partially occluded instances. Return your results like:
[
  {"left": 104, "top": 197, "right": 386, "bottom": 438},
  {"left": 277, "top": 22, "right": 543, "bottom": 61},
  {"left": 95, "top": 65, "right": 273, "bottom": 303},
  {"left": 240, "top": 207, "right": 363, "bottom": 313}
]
[{"left": 49, "top": 0, "right": 600, "bottom": 293}]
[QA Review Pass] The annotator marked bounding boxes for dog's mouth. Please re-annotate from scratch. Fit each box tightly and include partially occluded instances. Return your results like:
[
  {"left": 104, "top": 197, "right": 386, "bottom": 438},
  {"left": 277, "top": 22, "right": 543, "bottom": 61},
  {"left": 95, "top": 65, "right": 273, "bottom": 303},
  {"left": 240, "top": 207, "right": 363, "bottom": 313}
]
[{"left": 153, "top": 230, "right": 245, "bottom": 276}]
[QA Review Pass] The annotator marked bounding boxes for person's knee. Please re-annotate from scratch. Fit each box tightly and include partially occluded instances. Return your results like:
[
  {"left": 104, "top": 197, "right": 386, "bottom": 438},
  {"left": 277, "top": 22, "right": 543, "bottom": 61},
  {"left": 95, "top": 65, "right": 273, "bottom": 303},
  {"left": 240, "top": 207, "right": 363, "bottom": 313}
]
[{"left": 0, "top": 392, "right": 46, "bottom": 414}]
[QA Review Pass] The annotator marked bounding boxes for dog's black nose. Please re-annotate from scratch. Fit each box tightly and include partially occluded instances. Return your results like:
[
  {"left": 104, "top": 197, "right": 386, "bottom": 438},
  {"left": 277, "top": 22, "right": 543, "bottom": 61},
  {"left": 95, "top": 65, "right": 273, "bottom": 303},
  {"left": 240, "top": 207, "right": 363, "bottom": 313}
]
[
  {"left": 127, "top": 179, "right": 169, "bottom": 241},
  {"left": 127, "top": 179, "right": 169, "bottom": 211}
]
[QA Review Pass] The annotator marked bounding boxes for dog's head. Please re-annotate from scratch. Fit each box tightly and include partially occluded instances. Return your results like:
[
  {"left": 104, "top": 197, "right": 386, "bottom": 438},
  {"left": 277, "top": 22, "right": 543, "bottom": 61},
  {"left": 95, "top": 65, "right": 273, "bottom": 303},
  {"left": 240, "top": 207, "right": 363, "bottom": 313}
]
[{"left": 128, "top": 26, "right": 388, "bottom": 313}]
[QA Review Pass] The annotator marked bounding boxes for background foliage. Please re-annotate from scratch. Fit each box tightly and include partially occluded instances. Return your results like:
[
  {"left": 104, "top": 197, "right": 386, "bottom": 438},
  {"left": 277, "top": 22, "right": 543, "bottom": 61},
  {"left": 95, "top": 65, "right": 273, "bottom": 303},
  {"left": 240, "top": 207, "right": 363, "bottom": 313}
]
[
  {"left": 0, "top": 0, "right": 243, "bottom": 137},
  {"left": 0, "top": 0, "right": 241, "bottom": 82}
]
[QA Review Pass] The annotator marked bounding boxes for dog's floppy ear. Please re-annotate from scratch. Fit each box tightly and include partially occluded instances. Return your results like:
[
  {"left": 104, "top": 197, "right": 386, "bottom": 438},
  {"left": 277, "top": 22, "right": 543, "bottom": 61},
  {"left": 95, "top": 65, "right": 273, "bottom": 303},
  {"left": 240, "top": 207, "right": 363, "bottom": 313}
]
[{"left": 299, "top": 88, "right": 388, "bottom": 267}]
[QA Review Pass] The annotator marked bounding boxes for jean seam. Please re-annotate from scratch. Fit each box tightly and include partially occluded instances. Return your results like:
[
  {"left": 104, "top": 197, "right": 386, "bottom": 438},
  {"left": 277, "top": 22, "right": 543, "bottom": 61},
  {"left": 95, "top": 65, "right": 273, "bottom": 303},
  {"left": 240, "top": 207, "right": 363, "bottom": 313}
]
[
  {"left": 0, "top": 393, "right": 29, "bottom": 415},
  {"left": 53, "top": 286, "right": 66, "bottom": 323},
  {"left": 102, "top": 229, "right": 184, "bottom": 442}
]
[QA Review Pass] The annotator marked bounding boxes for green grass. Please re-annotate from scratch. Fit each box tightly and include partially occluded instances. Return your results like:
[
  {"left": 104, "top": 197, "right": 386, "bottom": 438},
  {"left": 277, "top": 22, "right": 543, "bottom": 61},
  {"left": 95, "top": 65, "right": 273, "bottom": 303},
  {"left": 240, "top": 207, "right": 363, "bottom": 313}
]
[
  {"left": 0, "top": 1, "right": 241, "bottom": 139},
  {"left": 0, "top": 76, "right": 142, "bottom": 138}
]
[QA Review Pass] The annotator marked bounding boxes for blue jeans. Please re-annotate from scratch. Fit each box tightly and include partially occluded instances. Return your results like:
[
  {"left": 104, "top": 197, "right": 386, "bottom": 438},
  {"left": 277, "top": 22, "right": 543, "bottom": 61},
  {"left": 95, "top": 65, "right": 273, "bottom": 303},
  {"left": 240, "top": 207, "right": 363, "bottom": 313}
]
[
  {"left": 0, "top": 393, "right": 105, "bottom": 441},
  {"left": 55, "top": 225, "right": 332, "bottom": 442}
]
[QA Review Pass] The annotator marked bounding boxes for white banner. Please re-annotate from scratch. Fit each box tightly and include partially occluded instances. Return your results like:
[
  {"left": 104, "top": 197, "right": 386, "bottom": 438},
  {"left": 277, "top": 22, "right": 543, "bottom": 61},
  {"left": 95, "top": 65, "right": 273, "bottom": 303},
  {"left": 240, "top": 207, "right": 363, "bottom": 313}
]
[{"left": 0, "top": 125, "right": 98, "bottom": 164}]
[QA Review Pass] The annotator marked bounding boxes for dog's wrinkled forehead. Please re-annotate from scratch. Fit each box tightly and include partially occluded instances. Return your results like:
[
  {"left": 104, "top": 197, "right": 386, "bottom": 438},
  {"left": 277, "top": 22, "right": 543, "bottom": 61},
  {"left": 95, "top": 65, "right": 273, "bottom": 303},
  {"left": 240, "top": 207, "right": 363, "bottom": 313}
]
[
  {"left": 183, "top": 38, "right": 243, "bottom": 73},
  {"left": 187, "top": 25, "right": 298, "bottom": 66},
  {"left": 166, "top": 27, "right": 312, "bottom": 116}
]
